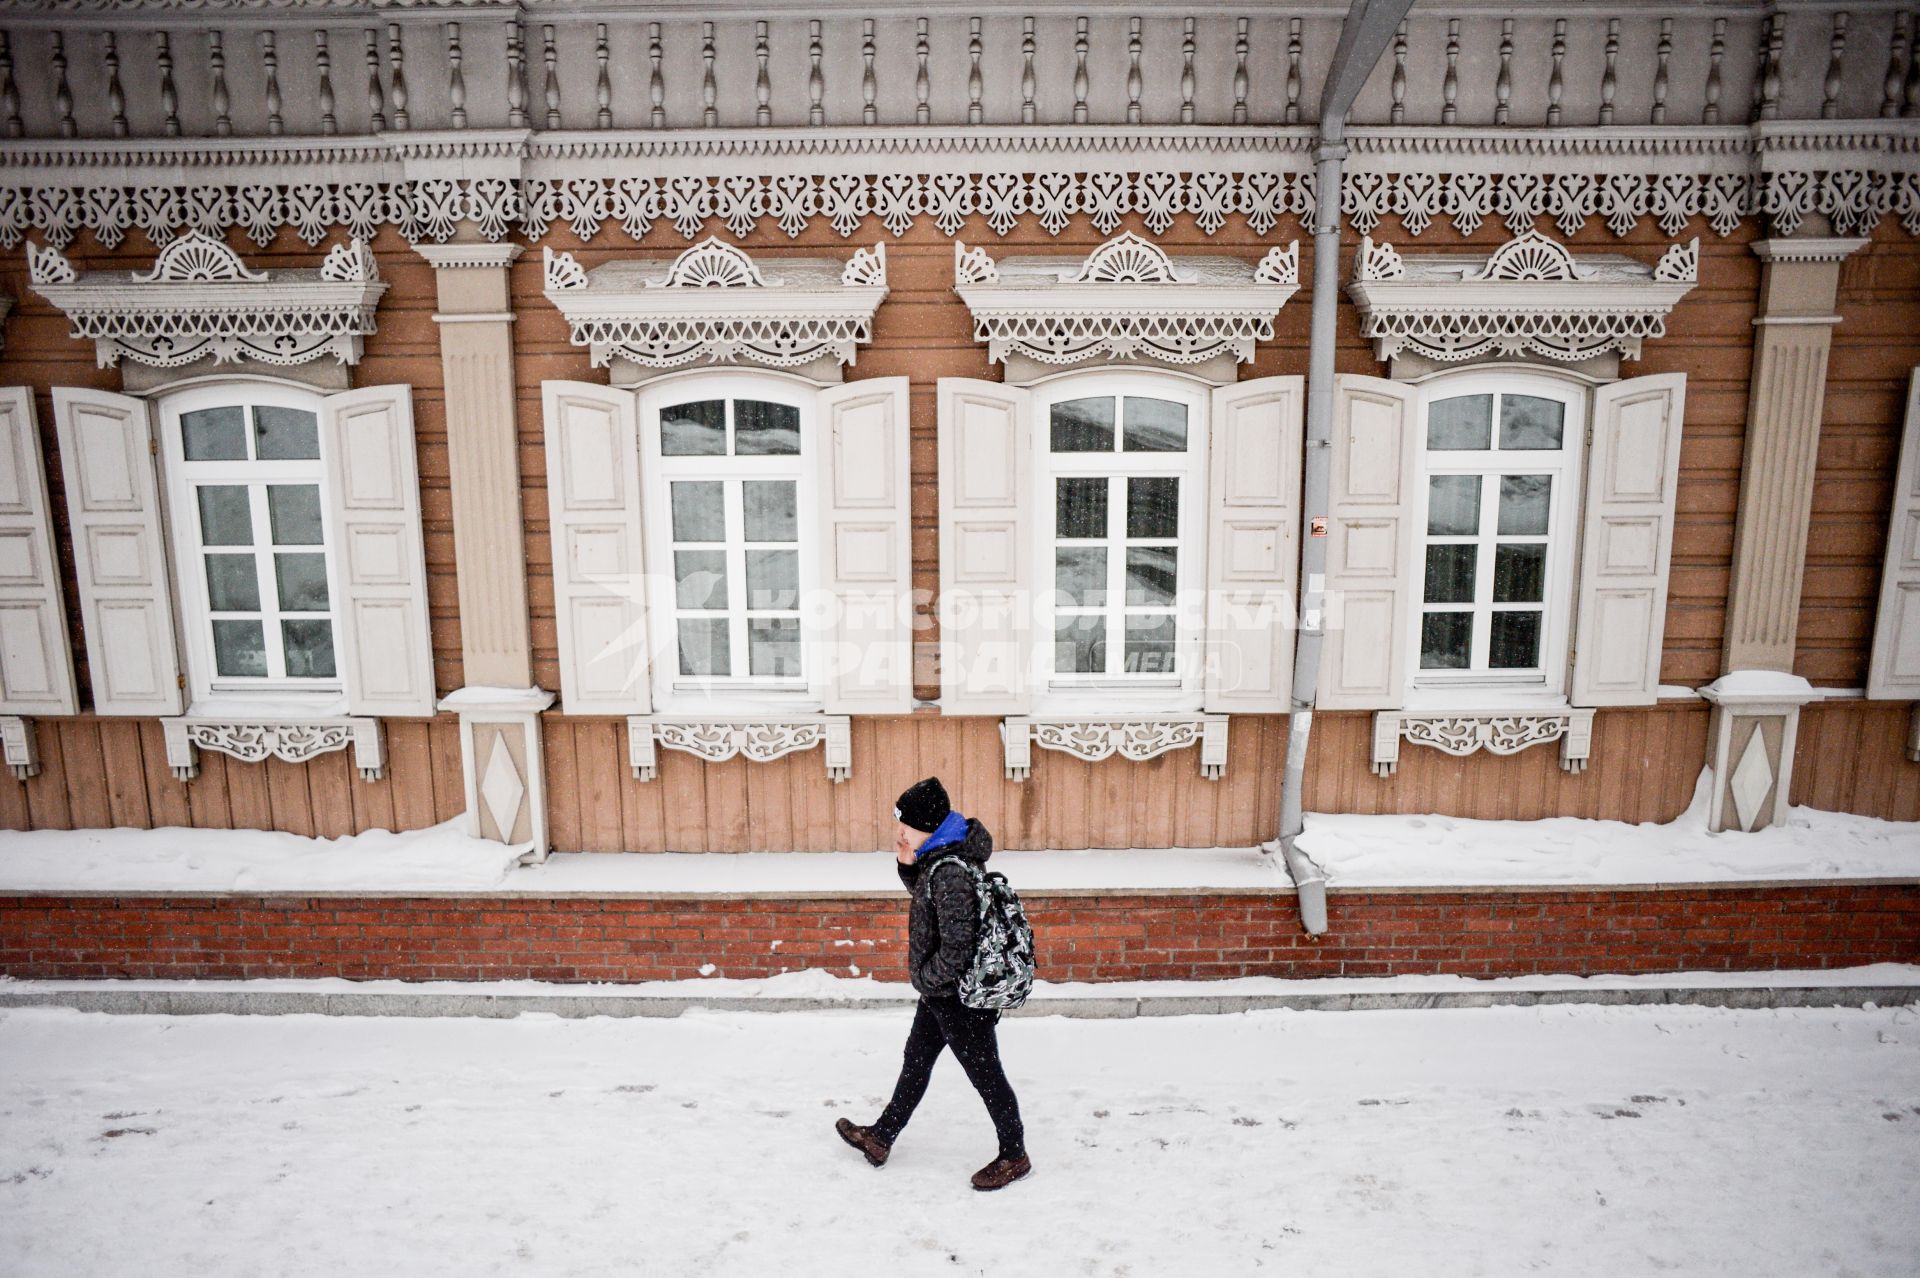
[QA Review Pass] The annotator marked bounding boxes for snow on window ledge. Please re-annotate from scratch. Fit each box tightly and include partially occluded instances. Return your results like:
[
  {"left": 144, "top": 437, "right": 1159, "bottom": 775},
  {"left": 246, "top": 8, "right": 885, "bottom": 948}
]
[{"left": 1371, "top": 707, "right": 1595, "bottom": 778}]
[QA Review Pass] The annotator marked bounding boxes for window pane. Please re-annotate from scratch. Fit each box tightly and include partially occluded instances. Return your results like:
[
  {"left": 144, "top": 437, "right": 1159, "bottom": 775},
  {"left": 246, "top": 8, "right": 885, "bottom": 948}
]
[
  {"left": 267, "top": 485, "right": 324, "bottom": 545},
  {"left": 1126, "top": 546, "right": 1177, "bottom": 606},
  {"left": 275, "top": 553, "right": 331, "bottom": 611},
  {"left": 1499, "top": 395, "right": 1565, "bottom": 450},
  {"left": 1124, "top": 615, "right": 1176, "bottom": 674},
  {"left": 1489, "top": 611, "right": 1542, "bottom": 669},
  {"left": 197, "top": 485, "right": 253, "bottom": 546},
  {"left": 1050, "top": 397, "right": 1115, "bottom": 452},
  {"left": 734, "top": 400, "right": 801, "bottom": 455},
  {"left": 1497, "top": 475, "right": 1552, "bottom": 536},
  {"left": 253, "top": 406, "right": 320, "bottom": 460},
  {"left": 743, "top": 480, "right": 798, "bottom": 542},
  {"left": 1427, "top": 395, "right": 1492, "bottom": 450},
  {"left": 1055, "top": 547, "right": 1107, "bottom": 607},
  {"left": 1426, "top": 474, "right": 1481, "bottom": 536},
  {"left": 670, "top": 480, "right": 725, "bottom": 542},
  {"left": 1122, "top": 398, "right": 1187, "bottom": 452},
  {"left": 1054, "top": 615, "right": 1105, "bottom": 673},
  {"left": 281, "top": 619, "right": 336, "bottom": 678},
  {"left": 182, "top": 406, "right": 247, "bottom": 461},
  {"left": 204, "top": 553, "right": 260, "bottom": 612},
  {"left": 1423, "top": 544, "right": 1476, "bottom": 604},
  {"left": 1493, "top": 543, "right": 1546, "bottom": 604},
  {"left": 661, "top": 400, "right": 726, "bottom": 455},
  {"left": 1420, "top": 612, "right": 1472, "bottom": 670},
  {"left": 1056, "top": 477, "right": 1108, "bottom": 539},
  {"left": 677, "top": 617, "right": 731, "bottom": 676},
  {"left": 674, "top": 549, "right": 727, "bottom": 609},
  {"left": 746, "top": 549, "right": 799, "bottom": 609},
  {"left": 1126, "top": 477, "right": 1179, "bottom": 539},
  {"left": 748, "top": 617, "right": 802, "bottom": 677},
  {"left": 212, "top": 619, "right": 267, "bottom": 677}
]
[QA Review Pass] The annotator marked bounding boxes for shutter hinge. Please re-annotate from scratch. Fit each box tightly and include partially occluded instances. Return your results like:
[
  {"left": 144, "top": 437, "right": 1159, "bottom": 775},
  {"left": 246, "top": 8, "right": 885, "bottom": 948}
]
[
  {"left": 149, "top": 437, "right": 158, "bottom": 456},
  {"left": 177, "top": 673, "right": 186, "bottom": 690}
]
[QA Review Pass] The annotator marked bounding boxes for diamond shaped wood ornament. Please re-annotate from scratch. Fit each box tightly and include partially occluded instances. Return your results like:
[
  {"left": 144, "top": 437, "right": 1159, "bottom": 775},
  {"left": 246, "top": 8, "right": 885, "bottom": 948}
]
[
  {"left": 1728, "top": 727, "right": 1774, "bottom": 832},
  {"left": 480, "top": 739, "right": 527, "bottom": 843}
]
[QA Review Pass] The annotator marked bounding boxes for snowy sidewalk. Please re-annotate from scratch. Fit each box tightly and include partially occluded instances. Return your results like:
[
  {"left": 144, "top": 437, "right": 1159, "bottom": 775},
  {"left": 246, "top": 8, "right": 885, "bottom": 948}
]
[{"left": 2, "top": 1001, "right": 1917, "bottom": 1277}]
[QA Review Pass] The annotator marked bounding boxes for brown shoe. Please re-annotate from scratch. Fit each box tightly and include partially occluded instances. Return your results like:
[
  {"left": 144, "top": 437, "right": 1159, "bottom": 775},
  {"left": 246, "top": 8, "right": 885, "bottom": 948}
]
[
  {"left": 970, "top": 1154, "right": 1032, "bottom": 1191},
  {"left": 834, "top": 1118, "right": 891, "bottom": 1167}
]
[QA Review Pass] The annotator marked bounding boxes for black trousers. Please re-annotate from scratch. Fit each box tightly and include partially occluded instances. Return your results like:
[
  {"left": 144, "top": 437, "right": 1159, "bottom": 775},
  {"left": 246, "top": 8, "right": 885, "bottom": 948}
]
[{"left": 873, "top": 995, "right": 1025, "bottom": 1159}]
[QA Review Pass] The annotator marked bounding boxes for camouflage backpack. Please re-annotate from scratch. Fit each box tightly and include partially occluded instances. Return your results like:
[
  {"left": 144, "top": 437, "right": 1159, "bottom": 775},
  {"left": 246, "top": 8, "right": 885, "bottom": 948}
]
[{"left": 928, "top": 855, "right": 1036, "bottom": 1011}]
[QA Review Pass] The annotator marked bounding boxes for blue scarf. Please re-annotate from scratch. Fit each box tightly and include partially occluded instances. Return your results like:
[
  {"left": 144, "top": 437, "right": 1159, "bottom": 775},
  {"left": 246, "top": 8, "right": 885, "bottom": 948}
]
[{"left": 914, "top": 810, "right": 969, "bottom": 860}]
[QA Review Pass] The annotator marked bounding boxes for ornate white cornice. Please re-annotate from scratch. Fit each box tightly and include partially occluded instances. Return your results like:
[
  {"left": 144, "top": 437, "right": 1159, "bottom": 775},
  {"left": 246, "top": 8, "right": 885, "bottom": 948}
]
[
  {"left": 412, "top": 242, "right": 526, "bottom": 270},
  {"left": 954, "top": 232, "right": 1297, "bottom": 367},
  {"left": 542, "top": 237, "right": 887, "bottom": 369},
  {"left": 1346, "top": 230, "right": 1698, "bottom": 366},
  {"left": 1750, "top": 236, "right": 1873, "bottom": 263},
  {"left": 28, "top": 232, "right": 386, "bottom": 368}
]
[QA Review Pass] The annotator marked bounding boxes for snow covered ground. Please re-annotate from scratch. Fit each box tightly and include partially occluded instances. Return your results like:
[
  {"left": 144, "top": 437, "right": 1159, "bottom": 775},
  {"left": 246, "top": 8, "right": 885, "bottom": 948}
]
[{"left": 2, "top": 1002, "right": 1916, "bottom": 1276}]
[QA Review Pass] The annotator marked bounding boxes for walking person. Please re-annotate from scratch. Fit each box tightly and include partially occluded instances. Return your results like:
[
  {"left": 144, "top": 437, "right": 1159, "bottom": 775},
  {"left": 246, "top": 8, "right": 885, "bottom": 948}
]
[{"left": 835, "top": 776, "right": 1032, "bottom": 1191}]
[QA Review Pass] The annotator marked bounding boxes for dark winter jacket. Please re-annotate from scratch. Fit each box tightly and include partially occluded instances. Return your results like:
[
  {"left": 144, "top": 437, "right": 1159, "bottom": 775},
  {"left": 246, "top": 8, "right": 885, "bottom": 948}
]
[{"left": 898, "top": 815, "right": 993, "bottom": 998}]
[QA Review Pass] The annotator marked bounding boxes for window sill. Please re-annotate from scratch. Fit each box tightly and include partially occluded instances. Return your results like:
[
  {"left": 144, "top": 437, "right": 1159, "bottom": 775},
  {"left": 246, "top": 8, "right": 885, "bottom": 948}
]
[
  {"left": 626, "top": 714, "right": 853, "bottom": 782},
  {"left": 1001, "top": 714, "right": 1230, "bottom": 782},
  {"left": 161, "top": 713, "right": 385, "bottom": 782},
  {"left": 1370, "top": 706, "right": 1594, "bottom": 778}
]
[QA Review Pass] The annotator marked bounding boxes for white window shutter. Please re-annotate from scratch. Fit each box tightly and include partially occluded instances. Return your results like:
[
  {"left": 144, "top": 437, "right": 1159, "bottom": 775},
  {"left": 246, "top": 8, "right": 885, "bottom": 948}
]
[
  {"left": 542, "top": 381, "right": 650, "bottom": 715},
  {"left": 0, "top": 388, "right": 77, "bottom": 715},
  {"left": 817, "top": 377, "right": 913, "bottom": 715},
  {"left": 1203, "top": 375, "right": 1302, "bottom": 713},
  {"left": 936, "top": 378, "right": 1032, "bottom": 715},
  {"left": 1571, "top": 373, "right": 1688, "bottom": 707},
  {"left": 1319, "top": 375, "right": 1418, "bottom": 711},
  {"left": 320, "top": 385, "right": 436, "bottom": 717},
  {"left": 1868, "top": 369, "right": 1920, "bottom": 700},
  {"left": 50, "top": 386, "right": 183, "bottom": 716}
]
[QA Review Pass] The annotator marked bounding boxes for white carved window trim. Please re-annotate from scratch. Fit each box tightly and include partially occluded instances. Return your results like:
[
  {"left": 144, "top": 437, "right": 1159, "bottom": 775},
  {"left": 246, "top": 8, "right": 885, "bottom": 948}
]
[
  {"left": 626, "top": 714, "right": 852, "bottom": 784},
  {"left": 161, "top": 714, "right": 385, "bottom": 783},
  {"left": 1000, "top": 714, "right": 1230, "bottom": 782},
  {"left": 1369, "top": 708, "right": 1595, "bottom": 778}
]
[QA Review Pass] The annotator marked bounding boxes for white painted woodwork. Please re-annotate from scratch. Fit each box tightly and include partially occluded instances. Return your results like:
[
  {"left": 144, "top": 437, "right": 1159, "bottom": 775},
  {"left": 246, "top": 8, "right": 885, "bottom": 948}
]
[
  {"left": 1868, "top": 369, "right": 1920, "bottom": 700},
  {"left": 1203, "top": 375, "right": 1301, "bottom": 713},
  {"left": 817, "top": 377, "right": 913, "bottom": 716},
  {"left": 1319, "top": 374, "right": 1418, "bottom": 711},
  {"left": 0, "top": 388, "right": 77, "bottom": 715},
  {"left": 936, "top": 378, "right": 1032, "bottom": 715}
]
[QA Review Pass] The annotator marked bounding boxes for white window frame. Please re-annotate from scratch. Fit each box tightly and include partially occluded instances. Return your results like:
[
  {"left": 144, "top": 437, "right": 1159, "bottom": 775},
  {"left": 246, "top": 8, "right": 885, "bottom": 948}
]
[
  {"left": 156, "top": 379, "right": 345, "bottom": 710},
  {"left": 1030, "top": 369, "right": 1210, "bottom": 716},
  {"left": 1405, "top": 370, "right": 1587, "bottom": 710},
  {"left": 637, "top": 371, "right": 822, "bottom": 716}
]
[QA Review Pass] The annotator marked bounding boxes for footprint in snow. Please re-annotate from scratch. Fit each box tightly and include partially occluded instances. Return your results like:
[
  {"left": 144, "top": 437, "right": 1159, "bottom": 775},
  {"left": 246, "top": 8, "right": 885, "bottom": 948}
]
[
  {"left": 1232, "top": 1116, "right": 1262, "bottom": 1127},
  {"left": 1596, "top": 1109, "right": 1641, "bottom": 1120},
  {"left": 99, "top": 1127, "right": 156, "bottom": 1140},
  {"left": 613, "top": 1084, "right": 655, "bottom": 1094}
]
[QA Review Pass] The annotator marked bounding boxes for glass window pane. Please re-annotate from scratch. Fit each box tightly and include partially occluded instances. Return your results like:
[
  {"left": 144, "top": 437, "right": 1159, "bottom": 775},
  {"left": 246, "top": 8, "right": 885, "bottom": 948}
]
[
  {"left": 1420, "top": 612, "right": 1472, "bottom": 670},
  {"left": 1126, "top": 477, "right": 1179, "bottom": 539},
  {"left": 661, "top": 400, "right": 726, "bottom": 456},
  {"left": 197, "top": 485, "right": 253, "bottom": 546},
  {"left": 677, "top": 617, "right": 731, "bottom": 676},
  {"left": 253, "top": 406, "right": 320, "bottom": 461},
  {"left": 1056, "top": 477, "right": 1108, "bottom": 539},
  {"left": 674, "top": 549, "right": 727, "bottom": 609},
  {"left": 267, "top": 485, "right": 324, "bottom": 545},
  {"left": 281, "top": 619, "right": 336, "bottom": 678},
  {"left": 1427, "top": 395, "right": 1493, "bottom": 450},
  {"left": 1489, "top": 611, "right": 1542, "bottom": 669},
  {"left": 1050, "top": 397, "right": 1115, "bottom": 452},
  {"left": 182, "top": 406, "right": 248, "bottom": 461},
  {"left": 670, "top": 480, "right": 725, "bottom": 542},
  {"left": 1124, "top": 615, "right": 1176, "bottom": 674},
  {"left": 1126, "top": 546, "right": 1177, "bottom": 606},
  {"left": 746, "top": 549, "right": 799, "bottom": 610},
  {"left": 734, "top": 400, "right": 801, "bottom": 455},
  {"left": 275, "top": 553, "right": 331, "bottom": 612},
  {"left": 1423, "top": 544, "right": 1476, "bottom": 604},
  {"left": 1499, "top": 395, "right": 1566, "bottom": 450},
  {"left": 1497, "top": 475, "right": 1552, "bottom": 536},
  {"left": 1055, "top": 547, "right": 1107, "bottom": 607},
  {"left": 204, "top": 553, "right": 260, "bottom": 612},
  {"left": 748, "top": 617, "right": 802, "bottom": 677},
  {"left": 743, "top": 480, "right": 798, "bottom": 542},
  {"left": 1053, "top": 615, "right": 1106, "bottom": 674},
  {"left": 1426, "top": 475, "right": 1481, "bottom": 537},
  {"left": 1493, "top": 543, "right": 1546, "bottom": 604},
  {"left": 212, "top": 619, "right": 267, "bottom": 677},
  {"left": 1122, "top": 398, "right": 1187, "bottom": 452}
]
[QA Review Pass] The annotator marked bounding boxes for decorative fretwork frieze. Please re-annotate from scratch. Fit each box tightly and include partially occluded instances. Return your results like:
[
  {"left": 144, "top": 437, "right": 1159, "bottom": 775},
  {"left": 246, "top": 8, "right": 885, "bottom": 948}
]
[
  {"left": 27, "top": 231, "right": 385, "bottom": 368},
  {"left": 0, "top": 716, "right": 41, "bottom": 781},
  {"left": 626, "top": 715, "right": 853, "bottom": 783},
  {"left": 1370, "top": 708, "right": 1596, "bottom": 778},
  {"left": 1000, "top": 715, "right": 1230, "bottom": 782},
  {"left": 161, "top": 715, "right": 386, "bottom": 783}
]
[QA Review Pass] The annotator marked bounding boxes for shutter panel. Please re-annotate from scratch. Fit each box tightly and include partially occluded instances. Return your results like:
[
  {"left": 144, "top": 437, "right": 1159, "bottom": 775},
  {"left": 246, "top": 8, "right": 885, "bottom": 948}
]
[
  {"left": 1203, "top": 376, "right": 1302, "bottom": 713},
  {"left": 542, "top": 381, "right": 650, "bottom": 714},
  {"left": 320, "top": 385, "right": 436, "bottom": 717},
  {"left": 0, "top": 389, "right": 77, "bottom": 715},
  {"left": 1868, "top": 369, "right": 1920, "bottom": 700},
  {"left": 936, "top": 378, "right": 1032, "bottom": 715},
  {"left": 1318, "top": 375, "right": 1418, "bottom": 711},
  {"left": 51, "top": 386, "right": 183, "bottom": 716},
  {"left": 818, "top": 377, "right": 913, "bottom": 715},
  {"left": 1570, "top": 373, "right": 1687, "bottom": 707}
]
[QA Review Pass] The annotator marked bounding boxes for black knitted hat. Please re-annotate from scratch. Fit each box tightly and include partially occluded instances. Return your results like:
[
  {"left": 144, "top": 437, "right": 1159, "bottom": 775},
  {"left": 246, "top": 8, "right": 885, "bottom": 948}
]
[{"left": 893, "top": 776, "right": 951, "bottom": 833}]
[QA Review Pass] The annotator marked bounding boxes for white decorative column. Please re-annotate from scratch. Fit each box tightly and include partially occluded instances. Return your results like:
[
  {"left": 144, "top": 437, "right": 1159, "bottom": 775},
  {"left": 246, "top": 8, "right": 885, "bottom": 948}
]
[
  {"left": 441, "top": 688, "right": 554, "bottom": 857},
  {"left": 1699, "top": 675, "right": 1823, "bottom": 833}
]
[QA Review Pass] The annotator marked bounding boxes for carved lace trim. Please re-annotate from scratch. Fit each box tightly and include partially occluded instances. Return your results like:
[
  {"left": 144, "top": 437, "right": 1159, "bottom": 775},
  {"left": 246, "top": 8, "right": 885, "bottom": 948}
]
[
  {"left": 626, "top": 716, "right": 854, "bottom": 782},
  {"left": 1370, "top": 708, "right": 1596, "bottom": 777}
]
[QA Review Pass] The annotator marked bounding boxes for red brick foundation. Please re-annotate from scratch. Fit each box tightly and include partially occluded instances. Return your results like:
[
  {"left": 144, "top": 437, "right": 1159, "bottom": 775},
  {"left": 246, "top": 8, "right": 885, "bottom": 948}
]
[{"left": 1, "top": 885, "right": 1916, "bottom": 983}]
